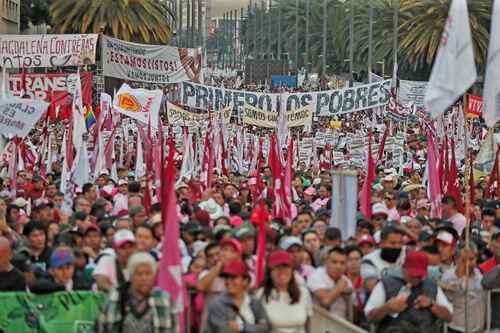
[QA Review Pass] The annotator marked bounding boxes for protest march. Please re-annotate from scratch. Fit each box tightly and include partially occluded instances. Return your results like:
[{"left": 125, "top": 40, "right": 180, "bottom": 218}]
[{"left": 0, "top": 1, "right": 500, "bottom": 333}]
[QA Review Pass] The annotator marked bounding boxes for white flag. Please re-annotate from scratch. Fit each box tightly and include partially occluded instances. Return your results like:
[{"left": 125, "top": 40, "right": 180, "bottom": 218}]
[
  {"left": 483, "top": 0, "right": 500, "bottom": 127},
  {"left": 424, "top": 0, "right": 477, "bottom": 118}
]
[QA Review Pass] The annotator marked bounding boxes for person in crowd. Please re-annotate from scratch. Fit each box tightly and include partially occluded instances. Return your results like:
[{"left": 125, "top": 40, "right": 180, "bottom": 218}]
[
  {"left": 31, "top": 246, "right": 92, "bottom": 293},
  {"left": 435, "top": 223, "right": 459, "bottom": 275},
  {"left": 307, "top": 247, "right": 353, "bottom": 320},
  {"left": 290, "top": 212, "right": 314, "bottom": 237},
  {"left": 364, "top": 251, "right": 453, "bottom": 332},
  {"left": 440, "top": 243, "right": 485, "bottom": 333},
  {"left": 481, "top": 231, "right": 500, "bottom": 332},
  {"left": 345, "top": 245, "right": 365, "bottom": 324},
  {"left": 0, "top": 236, "right": 26, "bottom": 291},
  {"left": 302, "top": 230, "right": 321, "bottom": 265},
  {"left": 95, "top": 252, "right": 177, "bottom": 333},
  {"left": 441, "top": 196, "right": 466, "bottom": 236},
  {"left": 280, "top": 236, "right": 315, "bottom": 284},
  {"left": 22, "top": 220, "right": 53, "bottom": 274},
  {"left": 361, "top": 225, "right": 405, "bottom": 292},
  {"left": 357, "top": 234, "right": 375, "bottom": 256},
  {"left": 258, "top": 250, "right": 313, "bottom": 333},
  {"left": 205, "top": 259, "right": 270, "bottom": 333},
  {"left": 93, "top": 229, "right": 137, "bottom": 292}
]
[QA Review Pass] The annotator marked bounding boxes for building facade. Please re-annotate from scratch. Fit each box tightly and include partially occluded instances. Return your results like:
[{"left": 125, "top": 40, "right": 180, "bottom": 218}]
[{"left": 0, "top": 0, "right": 20, "bottom": 34}]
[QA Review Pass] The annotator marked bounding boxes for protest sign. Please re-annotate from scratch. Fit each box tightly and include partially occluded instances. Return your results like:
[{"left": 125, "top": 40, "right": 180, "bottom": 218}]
[
  {"left": 0, "top": 291, "right": 104, "bottom": 333},
  {"left": 242, "top": 104, "right": 313, "bottom": 128},
  {"left": 102, "top": 36, "right": 203, "bottom": 84},
  {"left": 0, "top": 34, "right": 98, "bottom": 68},
  {"left": 180, "top": 80, "right": 391, "bottom": 116},
  {"left": 0, "top": 96, "right": 48, "bottom": 137},
  {"left": 399, "top": 80, "right": 428, "bottom": 108},
  {"left": 113, "top": 83, "right": 163, "bottom": 128},
  {"left": 166, "top": 102, "right": 231, "bottom": 127},
  {"left": 466, "top": 94, "right": 483, "bottom": 118}
]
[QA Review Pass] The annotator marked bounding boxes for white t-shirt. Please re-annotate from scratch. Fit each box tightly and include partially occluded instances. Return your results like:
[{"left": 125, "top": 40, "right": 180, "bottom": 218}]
[
  {"left": 307, "top": 266, "right": 353, "bottom": 319},
  {"left": 92, "top": 255, "right": 129, "bottom": 288},
  {"left": 364, "top": 280, "right": 453, "bottom": 317},
  {"left": 257, "top": 286, "right": 313, "bottom": 333}
]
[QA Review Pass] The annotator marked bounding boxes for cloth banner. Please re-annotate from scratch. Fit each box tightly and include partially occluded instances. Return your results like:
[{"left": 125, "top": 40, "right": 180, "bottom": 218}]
[
  {"left": 180, "top": 80, "right": 391, "bottom": 116},
  {"left": 399, "top": 80, "right": 428, "bottom": 108},
  {"left": 113, "top": 83, "right": 163, "bottom": 128},
  {"left": 242, "top": 103, "right": 312, "bottom": 128},
  {"left": 0, "top": 96, "right": 48, "bottom": 136},
  {"left": 8, "top": 72, "right": 93, "bottom": 121},
  {"left": 330, "top": 171, "right": 358, "bottom": 239},
  {"left": 0, "top": 291, "right": 104, "bottom": 333},
  {"left": 0, "top": 34, "right": 98, "bottom": 68},
  {"left": 467, "top": 94, "right": 483, "bottom": 118},
  {"left": 166, "top": 102, "right": 230, "bottom": 127},
  {"left": 102, "top": 36, "right": 202, "bottom": 84}
]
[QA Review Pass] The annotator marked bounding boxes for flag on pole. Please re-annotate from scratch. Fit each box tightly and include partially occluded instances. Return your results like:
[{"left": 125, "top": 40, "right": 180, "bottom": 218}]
[
  {"left": 83, "top": 106, "right": 97, "bottom": 130},
  {"left": 424, "top": 0, "right": 477, "bottom": 118},
  {"left": 483, "top": 0, "right": 500, "bottom": 127},
  {"left": 427, "top": 133, "right": 442, "bottom": 218},
  {"left": 359, "top": 132, "right": 375, "bottom": 219}
]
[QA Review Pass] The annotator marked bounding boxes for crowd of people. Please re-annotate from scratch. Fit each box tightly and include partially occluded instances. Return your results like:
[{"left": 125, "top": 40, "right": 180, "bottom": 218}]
[{"left": 0, "top": 65, "right": 497, "bottom": 333}]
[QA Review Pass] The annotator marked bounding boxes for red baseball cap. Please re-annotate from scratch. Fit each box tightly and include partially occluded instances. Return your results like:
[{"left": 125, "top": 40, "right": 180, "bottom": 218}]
[
  {"left": 220, "top": 238, "right": 243, "bottom": 256},
  {"left": 358, "top": 234, "right": 375, "bottom": 246},
  {"left": 403, "top": 251, "right": 428, "bottom": 278},
  {"left": 268, "top": 250, "right": 292, "bottom": 269},
  {"left": 221, "top": 260, "right": 248, "bottom": 278}
]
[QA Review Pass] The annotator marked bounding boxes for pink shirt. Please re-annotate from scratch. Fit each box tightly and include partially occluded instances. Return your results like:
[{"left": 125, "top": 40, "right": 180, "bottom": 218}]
[{"left": 447, "top": 213, "right": 466, "bottom": 236}]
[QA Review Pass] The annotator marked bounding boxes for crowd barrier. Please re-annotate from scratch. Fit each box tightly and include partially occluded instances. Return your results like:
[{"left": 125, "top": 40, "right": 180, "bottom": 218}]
[{"left": 311, "top": 304, "right": 368, "bottom": 333}]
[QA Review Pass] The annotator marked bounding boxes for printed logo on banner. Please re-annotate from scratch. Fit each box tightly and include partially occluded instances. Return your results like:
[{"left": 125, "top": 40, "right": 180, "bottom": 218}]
[{"left": 118, "top": 94, "right": 141, "bottom": 112}]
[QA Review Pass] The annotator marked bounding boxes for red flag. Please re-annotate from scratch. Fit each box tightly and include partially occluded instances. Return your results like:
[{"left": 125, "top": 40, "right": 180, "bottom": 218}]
[
  {"left": 252, "top": 137, "right": 264, "bottom": 200},
  {"left": 251, "top": 202, "right": 270, "bottom": 287},
  {"left": 469, "top": 155, "right": 475, "bottom": 205},
  {"left": 376, "top": 126, "right": 389, "bottom": 164},
  {"left": 143, "top": 178, "right": 152, "bottom": 216},
  {"left": 269, "top": 133, "right": 291, "bottom": 220},
  {"left": 485, "top": 148, "right": 500, "bottom": 199},
  {"left": 446, "top": 139, "right": 464, "bottom": 213},
  {"left": 284, "top": 137, "right": 293, "bottom": 203},
  {"left": 427, "top": 133, "right": 442, "bottom": 218},
  {"left": 157, "top": 136, "right": 185, "bottom": 332},
  {"left": 200, "top": 126, "right": 214, "bottom": 191},
  {"left": 359, "top": 132, "right": 376, "bottom": 219}
]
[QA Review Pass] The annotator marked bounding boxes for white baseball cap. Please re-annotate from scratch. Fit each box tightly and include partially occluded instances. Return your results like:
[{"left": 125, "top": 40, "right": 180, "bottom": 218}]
[
  {"left": 372, "top": 202, "right": 389, "bottom": 217},
  {"left": 113, "top": 229, "right": 136, "bottom": 248}
]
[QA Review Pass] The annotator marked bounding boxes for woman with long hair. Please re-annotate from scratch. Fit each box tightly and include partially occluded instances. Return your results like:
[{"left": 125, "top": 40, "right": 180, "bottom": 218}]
[{"left": 257, "top": 250, "right": 312, "bottom": 333}]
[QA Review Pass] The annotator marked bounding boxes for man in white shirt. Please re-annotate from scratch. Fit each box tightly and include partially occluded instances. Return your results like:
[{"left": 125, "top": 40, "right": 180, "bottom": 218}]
[
  {"left": 307, "top": 247, "right": 353, "bottom": 320},
  {"left": 441, "top": 195, "right": 466, "bottom": 236},
  {"left": 364, "top": 251, "right": 452, "bottom": 332},
  {"left": 93, "top": 229, "right": 137, "bottom": 292}
]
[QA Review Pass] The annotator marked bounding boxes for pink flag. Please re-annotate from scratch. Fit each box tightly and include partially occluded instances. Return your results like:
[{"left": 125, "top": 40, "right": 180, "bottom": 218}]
[
  {"left": 427, "top": 133, "right": 442, "bottom": 218},
  {"left": 359, "top": 132, "right": 375, "bottom": 219},
  {"left": 269, "top": 133, "right": 291, "bottom": 220},
  {"left": 376, "top": 126, "right": 389, "bottom": 164},
  {"left": 157, "top": 135, "right": 186, "bottom": 332}
]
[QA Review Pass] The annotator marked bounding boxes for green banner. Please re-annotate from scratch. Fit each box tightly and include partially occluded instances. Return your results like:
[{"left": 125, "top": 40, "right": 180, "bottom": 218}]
[{"left": 0, "top": 291, "right": 105, "bottom": 333}]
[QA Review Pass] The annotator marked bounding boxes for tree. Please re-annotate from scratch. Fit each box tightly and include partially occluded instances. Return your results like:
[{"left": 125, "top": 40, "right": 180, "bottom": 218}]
[
  {"left": 21, "top": 0, "right": 52, "bottom": 31},
  {"left": 50, "top": 0, "right": 174, "bottom": 44}
]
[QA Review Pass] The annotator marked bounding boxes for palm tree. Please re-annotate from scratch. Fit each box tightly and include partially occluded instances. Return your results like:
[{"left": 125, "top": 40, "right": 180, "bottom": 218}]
[
  {"left": 399, "top": 0, "right": 491, "bottom": 72},
  {"left": 51, "top": 0, "right": 174, "bottom": 44}
]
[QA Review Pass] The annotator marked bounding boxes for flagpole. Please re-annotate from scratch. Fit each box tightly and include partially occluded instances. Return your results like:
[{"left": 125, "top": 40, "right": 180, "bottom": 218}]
[{"left": 463, "top": 93, "right": 470, "bottom": 333}]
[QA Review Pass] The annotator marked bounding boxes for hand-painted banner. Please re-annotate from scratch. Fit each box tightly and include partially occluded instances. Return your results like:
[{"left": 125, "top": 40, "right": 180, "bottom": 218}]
[
  {"left": 102, "top": 36, "right": 203, "bottom": 84},
  {"left": 167, "top": 102, "right": 230, "bottom": 127},
  {"left": 113, "top": 83, "right": 163, "bottom": 128},
  {"left": 243, "top": 104, "right": 313, "bottom": 128},
  {"left": 0, "top": 34, "right": 98, "bottom": 68},
  {"left": 399, "top": 79, "right": 428, "bottom": 108},
  {"left": 180, "top": 80, "right": 391, "bottom": 116},
  {"left": 0, "top": 96, "right": 48, "bottom": 137},
  {"left": 467, "top": 94, "right": 483, "bottom": 118},
  {"left": 0, "top": 291, "right": 104, "bottom": 333}
]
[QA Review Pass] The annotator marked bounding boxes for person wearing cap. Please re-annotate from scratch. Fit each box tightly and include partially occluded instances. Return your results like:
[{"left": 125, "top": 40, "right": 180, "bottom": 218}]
[
  {"left": 31, "top": 246, "right": 91, "bottom": 294},
  {"left": 440, "top": 243, "right": 485, "bottom": 333},
  {"left": 96, "top": 252, "right": 178, "bottom": 333},
  {"left": 381, "top": 174, "right": 397, "bottom": 192},
  {"left": 357, "top": 234, "right": 375, "bottom": 256},
  {"left": 307, "top": 247, "right": 353, "bottom": 320},
  {"left": 441, "top": 195, "right": 466, "bottom": 237},
  {"left": 257, "top": 250, "right": 313, "bottom": 333},
  {"left": 435, "top": 223, "right": 459, "bottom": 274},
  {"left": 0, "top": 236, "right": 26, "bottom": 291},
  {"left": 234, "top": 222, "right": 257, "bottom": 277},
  {"left": 365, "top": 251, "right": 452, "bottom": 332},
  {"left": 481, "top": 231, "right": 500, "bottom": 332},
  {"left": 361, "top": 225, "right": 405, "bottom": 292},
  {"left": 370, "top": 202, "right": 389, "bottom": 232},
  {"left": 280, "top": 236, "right": 315, "bottom": 284},
  {"left": 416, "top": 199, "right": 431, "bottom": 219},
  {"left": 93, "top": 229, "right": 137, "bottom": 292},
  {"left": 205, "top": 260, "right": 270, "bottom": 333}
]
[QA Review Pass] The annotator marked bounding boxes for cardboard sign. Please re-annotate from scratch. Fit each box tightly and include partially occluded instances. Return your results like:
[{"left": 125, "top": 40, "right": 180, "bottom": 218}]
[{"left": 0, "top": 96, "right": 48, "bottom": 137}]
